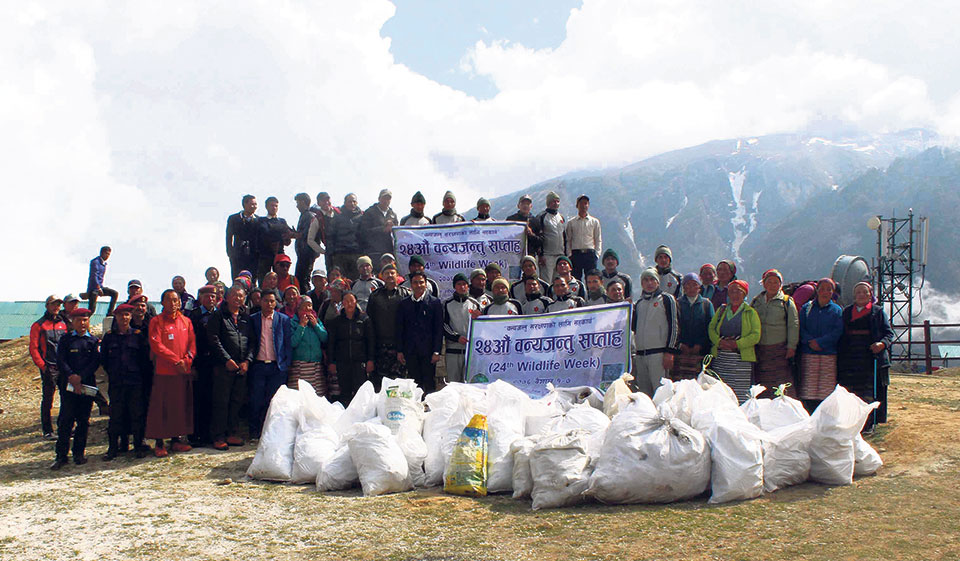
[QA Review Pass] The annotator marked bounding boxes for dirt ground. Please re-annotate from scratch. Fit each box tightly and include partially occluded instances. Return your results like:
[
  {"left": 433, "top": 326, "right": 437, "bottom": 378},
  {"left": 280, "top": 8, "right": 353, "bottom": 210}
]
[{"left": 1, "top": 337, "right": 959, "bottom": 561}]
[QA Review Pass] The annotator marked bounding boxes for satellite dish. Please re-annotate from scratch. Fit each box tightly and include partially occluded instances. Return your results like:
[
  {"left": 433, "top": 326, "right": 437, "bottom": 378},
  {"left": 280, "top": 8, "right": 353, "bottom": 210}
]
[
  {"left": 831, "top": 255, "right": 872, "bottom": 307},
  {"left": 867, "top": 216, "right": 882, "bottom": 231}
]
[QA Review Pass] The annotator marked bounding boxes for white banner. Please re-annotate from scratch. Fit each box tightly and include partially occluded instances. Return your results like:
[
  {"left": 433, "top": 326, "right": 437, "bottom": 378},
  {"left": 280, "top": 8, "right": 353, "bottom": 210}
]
[
  {"left": 464, "top": 303, "right": 632, "bottom": 397},
  {"left": 393, "top": 221, "right": 527, "bottom": 301}
]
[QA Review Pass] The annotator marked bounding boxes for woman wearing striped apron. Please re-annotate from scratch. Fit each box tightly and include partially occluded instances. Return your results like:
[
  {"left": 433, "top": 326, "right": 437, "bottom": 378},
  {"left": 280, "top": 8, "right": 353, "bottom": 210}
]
[
  {"left": 798, "top": 278, "right": 844, "bottom": 413},
  {"left": 838, "top": 282, "right": 893, "bottom": 432},
  {"left": 707, "top": 280, "right": 761, "bottom": 403},
  {"left": 750, "top": 269, "right": 800, "bottom": 398}
]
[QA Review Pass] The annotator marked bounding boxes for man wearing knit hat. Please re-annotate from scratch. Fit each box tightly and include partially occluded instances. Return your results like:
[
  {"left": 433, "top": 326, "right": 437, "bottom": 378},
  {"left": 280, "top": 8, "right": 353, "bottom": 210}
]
[
  {"left": 654, "top": 245, "right": 682, "bottom": 299},
  {"left": 565, "top": 194, "right": 602, "bottom": 281},
  {"left": 443, "top": 272, "right": 482, "bottom": 382},
  {"left": 401, "top": 255, "right": 440, "bottom": 297},
  {"left": 366, "top": 263, "right": 410, "bottom": 388},
  {"left": 432, "top": 190, "right": 465, "bottom": 224},
  {"left": 472, "top": 197, "right": 496, "bottom": 222},
  {"left": 482, "top": 278, "right": 522, "bottom": 316},
  {"left": 600, "top": 249, "right": 633, "bottom": 300},
  {"left": 350, "top": 255, "right": 384, "bottom": 312},
  {"left": 532, "top": 191, "right": 565, "bottom": 284},
  {"left": 547, "top": 255, "right": 585, "bottom": 299},
  {"left": 360, "top": 188, "right": 398, "bottom": 268},
  {"left": 547, "top": 276, "right": 585, "bottom": 312},
  {"left": 511, "top": 255, "right": 549, "bottom": 301},
  {"left": 469, "top": 268, "right": 492, "bottom": 307},
  {"left": 506, "top": 194, "right": 539, "bottom": 256},
  {"left": 400, "top": 191, "right": 431, "bottom": 226},
  {"left": 631, "top": 267, "right": 680, "bottom": 396}
]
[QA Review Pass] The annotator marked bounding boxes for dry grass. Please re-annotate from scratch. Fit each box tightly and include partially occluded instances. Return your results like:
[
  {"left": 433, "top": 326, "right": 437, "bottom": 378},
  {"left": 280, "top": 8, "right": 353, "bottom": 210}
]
[{"left": 2, "top": 336, "right": 960, "bottom": 561}]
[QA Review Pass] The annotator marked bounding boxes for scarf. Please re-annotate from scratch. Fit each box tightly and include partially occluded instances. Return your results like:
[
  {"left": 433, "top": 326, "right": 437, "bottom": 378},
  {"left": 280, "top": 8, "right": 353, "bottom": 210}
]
[
  {"left": 851, "top": 301, "right": 873, "bottom": 321},
  {"left": 545, "top": 208, "right": 558, "bottom": 215},
  {"left": 442, "top": 208, "right": 457, "bottom": 216},
  {"left": 493, "top": 293, "right": 509, "bottom": 305}
]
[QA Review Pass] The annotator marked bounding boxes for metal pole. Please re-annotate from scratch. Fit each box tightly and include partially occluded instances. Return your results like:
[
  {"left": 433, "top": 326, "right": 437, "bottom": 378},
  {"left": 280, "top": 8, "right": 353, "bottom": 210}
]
[
  {"left": 924, "top": 319, "right": 933, "bottom": 375},
  {"left": 908, "top": 209, "right": 914, "bottom": 364}
]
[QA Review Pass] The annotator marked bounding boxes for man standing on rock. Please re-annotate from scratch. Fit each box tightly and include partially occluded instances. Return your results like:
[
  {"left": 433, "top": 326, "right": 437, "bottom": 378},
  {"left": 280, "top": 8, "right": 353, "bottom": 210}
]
[{"left": 83, "top": 246, "right": 119, "bottom": 316}]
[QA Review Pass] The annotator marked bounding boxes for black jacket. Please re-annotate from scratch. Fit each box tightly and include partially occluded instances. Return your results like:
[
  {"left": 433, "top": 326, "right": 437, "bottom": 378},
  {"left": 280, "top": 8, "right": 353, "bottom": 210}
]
[
  {"left": 329, "top": 207, "right": 364, "bottom": 254},
  {"left": 366, "top": 285, "right": 410, "bottom": 348},
  {"left": 226, "top": 211, "right": 260, "bottom": 261},
  {"left": 206, "top": 307, "right": 255, "bottom": 367},
  {"left": 840, "top": 305, "right": 894, "bottom": 369},
  {"left": 506, "top": 211, "right": 540, "bottom": 256},
  {"left": 397, "top": 294, "right": 444, "bottom": 357},
  {"left": 56, "top": 332, "right": 101, "bottom": 390},
  {"left": 189, "top": 305, "right": 217, "bottom": 367},
  {"left": 359, "top": 204, "right": 398, "bottom": 257},
  {"left": 327, "top": 310, "right": 376, "bottom": 365},
  {"left": 101, "top": 328, "right": 151, "bottom": 387}
]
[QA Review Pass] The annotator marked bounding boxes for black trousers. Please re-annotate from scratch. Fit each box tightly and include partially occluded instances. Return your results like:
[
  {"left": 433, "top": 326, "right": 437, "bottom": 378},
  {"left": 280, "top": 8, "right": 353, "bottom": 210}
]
[
  {"left": 40, "top": 367, "right": 57, "bottom": 434},
  {"left": 108, "top": 383, "right": 145, "bottom": 445},
  {"left": 570, "top": 251, "right": 598, "bottom": 282},
  {"left": 230, "top": 253, "right": 259, "bottom": 283},
  {"left": 295, "top": 249, "right": 317, "bottom": 293},
  {"left": 191, "top": 365, "right": 214, "bottom": 444},
  {"left": 87, "top": 287, "right": 119, "bottom": 316},
  {"left": 55, "top": 390, "right": 94, "bottom": 460},
  {"left": 405, "top": 353, "right": 437, "bottom": 394},
  {"left": 210, "top": 366, "right": 248, "bottom": 440}
]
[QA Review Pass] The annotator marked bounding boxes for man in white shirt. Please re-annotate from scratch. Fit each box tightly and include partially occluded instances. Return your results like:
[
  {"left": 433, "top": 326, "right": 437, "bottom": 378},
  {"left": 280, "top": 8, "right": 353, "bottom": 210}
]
[{"left": 565, "top": 194, "right": 602, "bottom": 282}]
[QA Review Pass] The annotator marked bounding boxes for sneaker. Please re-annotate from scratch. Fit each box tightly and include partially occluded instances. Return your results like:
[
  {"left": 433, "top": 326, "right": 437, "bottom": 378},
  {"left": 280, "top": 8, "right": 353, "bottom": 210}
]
[
  {"left": 212, "top": 440, "right": 229, "bottom": 451},
  {"left": 42, "top": 432, "right": 56, "bottom": 441},
  {"left": 170, "top": 441, "right": 192, "bottom": 453}
]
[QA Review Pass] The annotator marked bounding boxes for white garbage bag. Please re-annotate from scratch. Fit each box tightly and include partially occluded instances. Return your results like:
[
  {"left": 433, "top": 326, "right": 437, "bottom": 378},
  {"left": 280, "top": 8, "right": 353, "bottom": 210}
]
[
  {"left": 485, "top": 380, "right": 533, "bottom": 494},
  {"left": 541, "top": 383, "right": 604, "bottom": 412},
  {"left": 398, "top": 427, "right": 428, "bottom": 488},
  {"left": 808, "top": 386, "right": 879, "bottom": 485},
  {"left": 692, "top": 407, "right": 764, "bottom": 504},
  {"left": 853, "top": 435, "right": 883, "bottom": 476},
  {"left": 378, "top": 377, "right": 425, "bottom": 435},
  {"left": 529, "top": 430, "right": 594, "bottom": 510},
  {"left": 757, "top": 384, "right": 809, "bottom": 431},
  {"left": 422, "top": 383, "right": 486, "bottom": 487},
  {"left": 739, "top": 385, "right": 769, "bottom": 427},
  {"left": 246, "top": 386, "right": 301, "bottom": 481},
  {"left": 316, "top": 443, "right": 359, "bottom": 491},
  {"left": 347, "top": 422, "right": 412, "bottom": 496},
  {"left": 290, "top": 380, "right": 344, "bottom": 484},
  {"left": 509, "top": 435, "right": 545, "bottom": 500},
  {"left": 333, "top": 381, "right": 378, "bottom": 435},
  {"left": 586, "top": 403, "right": 711, "bottom": 504},
  {"left": 697, "top": 369, "right": 739, "bottom": 406},
  {"left": 761, "top": 420, "right": 813, "bottom": 492},
  {"left": 603, "top": 373, "right": 634, "bottom": 418}
]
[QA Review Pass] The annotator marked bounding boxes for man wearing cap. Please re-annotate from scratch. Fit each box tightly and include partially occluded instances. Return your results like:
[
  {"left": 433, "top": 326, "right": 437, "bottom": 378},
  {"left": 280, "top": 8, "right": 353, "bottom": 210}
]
[
  {"left": 400, "top": 255, "right": 440, "bottom": 297},
  {"left": 249, "top": 289, "right": 292, "bottom": 438},
  {"left": 378, "top": 254, "right": 404, "bottom": 284},
  {"left": 443, "top": 273, "right": 482, "bottom": 382},
  {"left": 207, "top": 284, "right": 254, "bottom": 450},
  {"left": 226, "top": 194, "right": 260, "bottom": 280},
  {"left": 100, "top": 303, "right": 152, "bottom": 459},
  {"left": 127, "top": 280, "right": 158, "bottom": 318},
  {"left": 146, "top": 289, "right": 196, "bottom": 457},
  {"left": 257, "top": 196, "right": 295, "bottom": 285},
  {"left": 30, "top": 295, "right": 68, "bottom": 439},
  {"left": 483, "top": 278, "right": 522, "bottom": 316},
  {"left": 532, "top": 191, "right": 565, "bottom": 284},
  {"left": 397, "top": 271, "right": 444, "bottom": 393},
  {"left": 469, "top": 268, "right": 492, "bottom": 308},
  {"left": 506, "top": 193, "right": 540, "bottom": 253},
  {"left": 273, "top": 253, "right": 300, "bottom": 292},
  {"left": 351, "top": 256, "right": 384, "bottom": 312},
  {"left": 472, "top": 198, "right": 496, "bottom": 222},
  {"left": 631, "top": 268, "right": 680, "bottom": 396},
  {"left": 366, "top": 263, "right": 410, "bottom": 390},
  {"left": 293, "top": 193, "right": 324, "bottom": 292},
  {"left": 58, "top": 294, "right": 81, "bottom": 324},
  {"left": 600, "top": 249, "right": 634, "bottom": 301},
  {"left": 565, "top": 194, "right": 602, "bottom": 281},
  {"left": 547, "top": 255, "right": 585, "bottom": 299},
  {"left": 400, "top": 191, "right": 431, "bottom": 226},
  {"left": 306, "top": 269, "right": 328, "bottom": 312},
  {"left": 360, "top": 189, "right": 398, "bottom": 268},
  {"left": 328, "top": 193, "right": 364, "bottom": 281},
  {"left": 311, "top": 192, "right": 340, "bottom": 273},
  {"left": 188, "top": 285, "right": 219, "bottom": 446},
  {"left": 81, "top": 246, "right": 119, "bottom": 316},
  {"left": 483, "top": 263, "right": 501, "bottom": 297},
  {"left": 511, "top": 256, "right": 549, "bottom": 301},
  {"left": 50, "top": 307, "right": 100, "bottom": 469},
  {"left": 519, "top": 276, "right": 554, "bottom": 315},
  {"left": 584, "top": 270, "right": 609, "bottom": 306},
  {"left": 432, "top": 190, "right": 465, "bottom": 224},
  {"left": 547, "top": 276, "right": 585, "bottom": 312},
  {"left": 654, "top": 245, "right": 682, "bottom": 299}
]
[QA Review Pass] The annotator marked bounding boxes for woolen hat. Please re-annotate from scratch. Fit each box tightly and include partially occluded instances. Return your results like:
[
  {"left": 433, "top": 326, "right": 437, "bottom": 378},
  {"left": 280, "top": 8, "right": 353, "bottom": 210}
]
[
  {"left": 453, "top": 273, "right": 469, "bottom": 285},
  {"left": 655, "top": 245, "right": 672, "bottom": 261},
  {"left": 484, "top": 262, "right": 501, "bottom": 273},
  {"left": 640, "top": 267, "right": 660, "bottom": 283},
  {"left": 681, "top": 272, "right": 701, "bottom": 286},
  {"left": 469, "top": 268, "right": 486, "bottom": 282},
  {"left": 555, "top": 255, "right": 573, "bottom": 267},
  {"left": 357, "top": 255, "right": 372, "bottom": 267},
  {"left": 492, "top": 278, "right": 510, "bottom": 291},
  {"left": 380, "top": 253, "right": 396, "bottom": 264},
  {"left": 546, "top": 191, "right": 560, "bottom": 203},
  {"left": 521, "top": 255, "right": 537, "bottom": 267},
  {"left": 602, "top": 248, "right": 619, "bottom": 264},
  {"left": 380, "top": 263, "right": 397, "bottom": 275},
  {"left": 409, "top": 255, "right": 426, "bottom": 267},
  {"left": 411, "top": 191, "right": 426, "bottom": 205},
  {"left": 477, "top": 197, "right": 490, "bottom": 207},
  {"left": 443, "top": 190, "right": 456, "bottom": 203}
]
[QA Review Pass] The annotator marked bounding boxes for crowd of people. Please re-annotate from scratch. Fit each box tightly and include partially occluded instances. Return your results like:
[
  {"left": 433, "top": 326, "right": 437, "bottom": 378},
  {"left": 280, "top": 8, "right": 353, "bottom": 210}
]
[{"left": 28, "top": 189, "right": 893, "bottom": 470}]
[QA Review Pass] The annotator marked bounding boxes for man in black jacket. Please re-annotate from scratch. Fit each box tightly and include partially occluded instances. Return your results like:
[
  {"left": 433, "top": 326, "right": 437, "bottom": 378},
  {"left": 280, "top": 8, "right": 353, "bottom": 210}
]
[
  {"left": 397, "top": 271, "right": 444, "bottom": 394},
  {"left": 101, "top": 304, "right": 151, "bottom": 460},
  {"left": 294, "top": 193, "right": 323, "bottom": 292},
  {"left": 505, "top": 194, "right": 540, "bottom": 257},
  {"left": 206, "top": 285, "right": 254, "bottom": 449},
  {"left": 188, "top": 285, "right": 218, "bottom": 446},
  {"left": 225, "top": 194, "right": 260, "bottom": 280},
  {"left": 360, "top": 188, "right": 398, "bottom": 268},
  {"left": 365, "top": 263, "right": 410, "bottom": 391},
  {"left": 328, "top": 193, "right": 364, "bottom": 281},
  {"left": 257, "top": 196, "right": 294, "bottom": 285},
  {"left": 51, "top": 308, "right": 100, "bottom": 470}
]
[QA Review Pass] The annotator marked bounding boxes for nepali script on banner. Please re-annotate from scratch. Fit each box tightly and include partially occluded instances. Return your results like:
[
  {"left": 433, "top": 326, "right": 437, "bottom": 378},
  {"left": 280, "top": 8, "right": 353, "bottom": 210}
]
[
  {"left": 464, "top": 303, "right": 632, "bottom": 397},
  {"left": 393, "top": 221, "right": 526, "bottom": 301}
]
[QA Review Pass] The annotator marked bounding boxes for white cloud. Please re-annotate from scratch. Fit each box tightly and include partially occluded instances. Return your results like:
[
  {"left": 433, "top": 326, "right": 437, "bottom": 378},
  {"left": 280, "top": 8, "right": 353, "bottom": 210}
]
[{"left": 1, "top": 0, "right": 957, "bottom": 299}]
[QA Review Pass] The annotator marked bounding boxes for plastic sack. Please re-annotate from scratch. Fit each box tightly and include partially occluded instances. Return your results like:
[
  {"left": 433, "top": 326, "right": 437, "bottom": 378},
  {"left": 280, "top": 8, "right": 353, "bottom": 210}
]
[
  {"left": 509, "top": 435, "right": 545, "bottom": 499},
  {"left": 290, "top": 380, "right": 344, "bottom": 484},
  {"left": 423, "top": 383, "right": 486, "bottom": 487},
  {"left": 555, "top": 403, "right": 611, "bottom": 455},
  {"left": 808, "top": 386, "right": 879, "bottom": 485},
  {"left": 603, "top": 373, "right": 634, "bottom": 418},
  {"left": 853, "top": 435, "right": 883, "bottom": 476},
  {"left": 444, "top": 414, "right": 489, "bottom": 496},
  {"left": 316, "top": 444, "right": 358, "bottom": 491},
  {"left": 541, "top": 384, "right": 604, "bottom": 412},
  {"left": 739, "top": 385, "right": 769, "bottom": 428},
  {"left": 697, "top": 358, "right": 739, "bottom": 406},
  {"left": 485, "top": 380, "right": 532, "bottom": 493},
  {"left": 378, "top": 377, "right": 425, "bottom": 435},
  {"left": 654, "top": 378, "right": 704, "bottom": 426},
  {"left": 348, "top": 422, "right": 412, "bottom": 496},
  {"left": 246, "top": 386, "right": 301, "bottom": 481},
  {"left": 530, "top": 430, "right": 594, "bottom": 510},
  {"left": 399, "top": 428, "right": 428, "bottom": 488},
  {"left": 761, "top": 420, "right": 813, "bottom": 492},
  {"left": 587, "top": 403, "right": 710, "bottom": 504},
  {"left": 757, "top": 384, "right": 809, "bottom": 431},
  {"left": 333, "top": 381, "right": 378, "bottom": 435},
  {"left": 692, "top": 407, "right": 764, "bottom": 504},
  {"left": 524, "top": 397, "right": 565, "bottom": 436}
]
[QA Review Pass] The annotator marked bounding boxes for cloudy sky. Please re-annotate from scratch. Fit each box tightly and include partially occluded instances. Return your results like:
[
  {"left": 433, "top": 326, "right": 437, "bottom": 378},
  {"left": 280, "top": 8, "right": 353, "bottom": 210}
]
[{"left": 4, "top": 0, "right": 960, "bottom": 299}]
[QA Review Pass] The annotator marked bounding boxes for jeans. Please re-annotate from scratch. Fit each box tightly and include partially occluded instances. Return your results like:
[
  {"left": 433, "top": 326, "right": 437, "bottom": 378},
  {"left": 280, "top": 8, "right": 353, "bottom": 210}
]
[
  {"left": 40, "top": 366, "right": 57, "bottom": 434},
  {"left": 87, "top": 287, "right": 119, "bottom": 316}
]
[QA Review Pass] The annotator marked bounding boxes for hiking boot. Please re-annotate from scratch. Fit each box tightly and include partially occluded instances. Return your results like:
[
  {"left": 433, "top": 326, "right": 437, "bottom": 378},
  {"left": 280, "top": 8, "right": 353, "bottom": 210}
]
[{"left": 49, "top": 458, "right": 68, "bottom": 471}]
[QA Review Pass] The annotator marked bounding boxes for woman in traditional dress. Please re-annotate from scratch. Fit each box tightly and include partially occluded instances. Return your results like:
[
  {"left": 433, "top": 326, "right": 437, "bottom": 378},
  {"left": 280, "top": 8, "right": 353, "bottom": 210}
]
[
  {"left": 710, "top": 259, "right": 737, "bottom": 309},
  {"left": 674, "top": 272, "right": 714, "bottom": 380},
  {"left": 750, "top": 269, "right": 800, "bottom": 398},
  {"left": 837, "top": 282, "right": 893, "bottom": 432},
  {"left": 708, "top": 279, "right": 761, "bottom": 403},
  {"left": 289, "top": 296, "right": 328, "bottom": 396},
  {"left": 798, "top": 278, "right": 844, "bottom": 413},
  {"left": 146, "top": 289, "right": 196, "bottom": 457}
]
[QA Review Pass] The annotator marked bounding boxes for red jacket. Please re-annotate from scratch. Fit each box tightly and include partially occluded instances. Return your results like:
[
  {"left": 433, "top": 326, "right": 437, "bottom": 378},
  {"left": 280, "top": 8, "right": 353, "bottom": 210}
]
[
  {"left": 29, "top": 313, "right": 68, "bottom": 371},
  {"left": 149, "top": 311, "right": 196, "bottom": 376}
]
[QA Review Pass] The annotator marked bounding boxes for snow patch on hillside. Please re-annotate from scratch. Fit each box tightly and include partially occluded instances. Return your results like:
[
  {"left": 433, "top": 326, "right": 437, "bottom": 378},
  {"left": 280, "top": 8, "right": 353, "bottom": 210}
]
[
  {"left": 665, "top": 196, "right": 687, "bottom": 229},
  {"left": 728, "top": 167, "right": 759, "bottom": 260}
]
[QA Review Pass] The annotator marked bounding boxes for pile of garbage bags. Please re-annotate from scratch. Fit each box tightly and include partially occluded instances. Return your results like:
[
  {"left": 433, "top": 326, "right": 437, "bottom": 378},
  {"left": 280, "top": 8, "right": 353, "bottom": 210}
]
[{"left": 246, "top": 371, "right": 883, "bottom": 508}]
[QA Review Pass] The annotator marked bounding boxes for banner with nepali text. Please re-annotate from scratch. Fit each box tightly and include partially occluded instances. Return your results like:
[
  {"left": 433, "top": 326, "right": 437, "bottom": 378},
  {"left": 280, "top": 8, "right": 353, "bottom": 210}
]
[
  {"left": 464, "top": 302, "right": 632, "bottom": 397},
  {"left": 393, "top": 221, "right": 527, "bottom": 301}
]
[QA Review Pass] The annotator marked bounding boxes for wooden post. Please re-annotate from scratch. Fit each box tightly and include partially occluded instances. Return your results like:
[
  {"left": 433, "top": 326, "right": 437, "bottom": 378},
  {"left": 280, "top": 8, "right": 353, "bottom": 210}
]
[{"left": 924, "top": 320, "right": 933, "bottom": 375}]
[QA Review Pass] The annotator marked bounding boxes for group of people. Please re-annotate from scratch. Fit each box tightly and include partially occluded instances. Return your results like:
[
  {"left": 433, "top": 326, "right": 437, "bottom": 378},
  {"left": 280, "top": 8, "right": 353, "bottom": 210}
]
[{"left": 29, "top": 189, "right": 892, "bottom": 470}]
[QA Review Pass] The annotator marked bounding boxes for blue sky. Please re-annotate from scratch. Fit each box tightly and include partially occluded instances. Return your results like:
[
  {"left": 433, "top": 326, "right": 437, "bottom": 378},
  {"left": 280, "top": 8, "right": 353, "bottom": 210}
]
[{"left": 382, "top": 0, "right": 582, "bottom": 99}]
